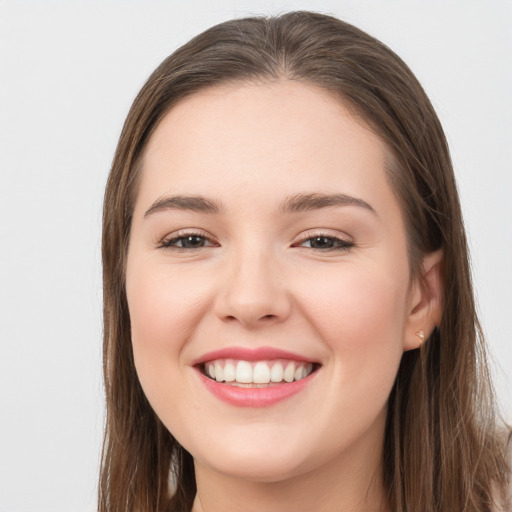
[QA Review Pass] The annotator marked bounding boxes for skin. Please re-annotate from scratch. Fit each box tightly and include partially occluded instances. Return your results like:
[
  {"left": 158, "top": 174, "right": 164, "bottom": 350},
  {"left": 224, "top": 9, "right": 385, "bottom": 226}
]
[{"left": 126, "top": 81, "right": 442, "bottom": 512}]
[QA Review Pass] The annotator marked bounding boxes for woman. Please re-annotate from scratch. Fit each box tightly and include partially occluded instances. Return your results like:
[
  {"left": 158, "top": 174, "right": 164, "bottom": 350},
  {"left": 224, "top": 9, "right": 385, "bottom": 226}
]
[{"left": 99, "top": 11, "right": 511, "bottom": 512}]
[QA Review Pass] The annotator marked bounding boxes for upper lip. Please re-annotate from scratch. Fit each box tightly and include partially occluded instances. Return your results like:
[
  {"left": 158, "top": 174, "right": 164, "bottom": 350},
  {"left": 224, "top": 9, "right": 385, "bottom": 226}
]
[{"left": 191, "top": 346, "right": 320, "bottom": 366}]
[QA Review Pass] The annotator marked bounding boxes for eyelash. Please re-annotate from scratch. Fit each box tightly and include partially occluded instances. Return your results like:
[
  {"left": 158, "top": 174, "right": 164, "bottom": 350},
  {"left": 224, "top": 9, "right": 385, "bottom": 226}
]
[
  {"left": 158, "top": 231, "right": 217, "bottom": 252},
  {"left": 158, "top": 231, "right": 354, "bottom": 252},
  {"left": 294, "top": 234, "right": 354, "bottom": 252}
]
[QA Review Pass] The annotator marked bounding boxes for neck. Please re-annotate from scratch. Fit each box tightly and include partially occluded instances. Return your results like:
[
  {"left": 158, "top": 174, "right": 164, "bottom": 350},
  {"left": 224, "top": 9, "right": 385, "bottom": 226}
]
[{"left": 191, "top": 421, "right": 389, "bottom": 512}]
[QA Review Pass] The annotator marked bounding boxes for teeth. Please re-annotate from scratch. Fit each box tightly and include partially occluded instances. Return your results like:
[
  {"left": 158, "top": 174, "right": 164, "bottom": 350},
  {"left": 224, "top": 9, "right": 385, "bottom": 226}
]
[
  {"left": 203, "top": 359, "right": 314, "bottom": 385},
  {"left": 284, "top": 362, "right": 295, "bottom": 383},
  {"left": 253, "top": 362, "right": 271, "bottom": 384},
  {"left": 236, "top": 361, "right": 253, "bottom": 383},
  {"left": 214, "top": 361, "right": 223, "bottom": 382},
  {"left": 224, "top": 361, "right": 236, "bottom": 382},
  {"left": 270, "top": 362, "right": 283, "bottom": 382}
]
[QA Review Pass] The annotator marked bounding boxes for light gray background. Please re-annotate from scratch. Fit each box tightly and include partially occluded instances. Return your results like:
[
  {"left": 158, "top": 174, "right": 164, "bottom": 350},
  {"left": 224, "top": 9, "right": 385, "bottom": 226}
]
[{"left": 0, "top": 1, "right": 510, "bottom": 511}]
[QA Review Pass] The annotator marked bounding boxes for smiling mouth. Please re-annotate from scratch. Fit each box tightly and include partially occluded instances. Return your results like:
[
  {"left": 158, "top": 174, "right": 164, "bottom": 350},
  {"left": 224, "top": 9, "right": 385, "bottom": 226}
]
[{"left": 200, "top": 359, "right": 319, "bottom": 388}]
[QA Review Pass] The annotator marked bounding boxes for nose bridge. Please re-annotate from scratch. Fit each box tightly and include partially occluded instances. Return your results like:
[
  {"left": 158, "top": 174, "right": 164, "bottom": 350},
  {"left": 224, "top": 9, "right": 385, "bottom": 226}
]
[{"left": 215, "top": 238, "right": 290, "bottom": 327}]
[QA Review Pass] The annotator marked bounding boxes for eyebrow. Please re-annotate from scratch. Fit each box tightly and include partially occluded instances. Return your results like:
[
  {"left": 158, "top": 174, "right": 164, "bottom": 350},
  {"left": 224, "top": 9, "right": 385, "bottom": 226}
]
[
  {"left": 144, "top": 195, "right": 223, "bottom": 217},
  {"left": 280, "top": 192, "right": 377, "bottom": 215},
  {"left": 143, "top": 192, "right": 376, "bottom": 217}
]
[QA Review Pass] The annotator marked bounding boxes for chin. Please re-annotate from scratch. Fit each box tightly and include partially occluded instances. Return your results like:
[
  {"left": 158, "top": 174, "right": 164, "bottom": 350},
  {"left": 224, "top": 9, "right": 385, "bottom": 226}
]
[
  {"left": 189, "top": 429, "right": 316, "bottom": 483},
  {"left": 205, "top": 454, "right": 309, "bottom": 483}
]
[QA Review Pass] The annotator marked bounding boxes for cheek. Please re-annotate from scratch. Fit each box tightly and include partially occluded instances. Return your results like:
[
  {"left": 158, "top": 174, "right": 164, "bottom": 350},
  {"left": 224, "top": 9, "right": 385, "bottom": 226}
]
[
  {"left": 125, "top": 260, "right": 209, "bottom": 412},
  {"left": 289, "top": 264, "right": 408, "bottom": 451},
  {"left": 297, "top": 261, "right": 408, "bottom": 380},
  {"left": 127, "top": 263, "right": 207, "bottom": 351}
]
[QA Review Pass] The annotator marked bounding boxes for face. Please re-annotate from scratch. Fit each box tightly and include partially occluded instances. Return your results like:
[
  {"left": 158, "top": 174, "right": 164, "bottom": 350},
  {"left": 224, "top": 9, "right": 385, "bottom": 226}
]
[{"left": 126, "top": 81, "right": 421, "bottom": 483}]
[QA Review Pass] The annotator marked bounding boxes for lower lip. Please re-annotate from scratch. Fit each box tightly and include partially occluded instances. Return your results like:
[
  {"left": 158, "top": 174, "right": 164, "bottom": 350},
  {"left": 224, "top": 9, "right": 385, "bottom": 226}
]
[{"left": 196, "top": 369, "right": 317, "bottom": 407}]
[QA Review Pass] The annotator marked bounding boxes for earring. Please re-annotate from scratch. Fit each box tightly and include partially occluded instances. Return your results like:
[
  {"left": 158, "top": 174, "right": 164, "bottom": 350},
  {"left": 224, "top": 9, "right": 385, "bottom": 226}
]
[{"left": 415, "top": 329, "right": 425, "bottom": 345}]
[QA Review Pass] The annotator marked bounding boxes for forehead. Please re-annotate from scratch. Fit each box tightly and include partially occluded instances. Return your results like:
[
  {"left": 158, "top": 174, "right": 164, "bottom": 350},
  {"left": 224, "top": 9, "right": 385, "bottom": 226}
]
[{"left": 136, "top": 80, "right": 399, "bottom": 219}]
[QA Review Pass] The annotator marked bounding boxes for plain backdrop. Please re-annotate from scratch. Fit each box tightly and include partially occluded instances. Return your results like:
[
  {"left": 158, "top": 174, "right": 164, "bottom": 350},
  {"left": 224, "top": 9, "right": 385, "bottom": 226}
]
[{"left": 0, "top": 1, "right": 511, "bottom": 510}]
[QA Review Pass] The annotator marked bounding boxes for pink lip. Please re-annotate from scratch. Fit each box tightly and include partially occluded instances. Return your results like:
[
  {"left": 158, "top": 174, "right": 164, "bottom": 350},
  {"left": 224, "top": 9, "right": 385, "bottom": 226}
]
[
  {"left": 191, "top": 346, "right": 317, "bottom": 365},
  {"left": 196, "top": 369, "right": 318, "bottom": 407},
  {"left": 191, "top": 346, "right": 319, "bottom": 408}
]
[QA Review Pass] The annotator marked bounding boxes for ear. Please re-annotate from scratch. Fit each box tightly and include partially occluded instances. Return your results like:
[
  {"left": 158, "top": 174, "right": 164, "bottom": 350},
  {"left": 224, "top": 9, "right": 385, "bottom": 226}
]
[{"left": 403, "top": 249, "right": 444, "bottom": 351}]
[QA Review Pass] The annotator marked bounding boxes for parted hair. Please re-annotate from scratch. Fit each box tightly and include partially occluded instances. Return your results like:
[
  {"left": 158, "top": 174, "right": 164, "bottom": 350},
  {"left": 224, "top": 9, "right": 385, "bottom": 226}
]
[{"left": 99, "top": 11, "right": 510, "bottom": 511}]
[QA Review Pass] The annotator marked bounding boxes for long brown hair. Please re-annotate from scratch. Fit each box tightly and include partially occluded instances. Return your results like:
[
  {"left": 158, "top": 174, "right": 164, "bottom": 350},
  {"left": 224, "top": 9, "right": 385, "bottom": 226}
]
[{"left": 100, "top": 11, "right": 510, "bottom": 511}]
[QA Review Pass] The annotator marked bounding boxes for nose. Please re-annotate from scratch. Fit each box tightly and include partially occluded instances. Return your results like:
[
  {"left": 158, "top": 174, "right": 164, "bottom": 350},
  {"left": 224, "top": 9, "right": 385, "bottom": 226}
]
[{"left": 213, "top": 247, "right": 292, "bottom": 329}]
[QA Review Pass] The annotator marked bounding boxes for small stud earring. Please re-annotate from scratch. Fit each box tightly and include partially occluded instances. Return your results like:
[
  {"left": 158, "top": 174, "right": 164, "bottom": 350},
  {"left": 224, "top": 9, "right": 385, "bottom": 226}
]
[{"left": 415, "top": 329, "right": 425, "bottom": 344}]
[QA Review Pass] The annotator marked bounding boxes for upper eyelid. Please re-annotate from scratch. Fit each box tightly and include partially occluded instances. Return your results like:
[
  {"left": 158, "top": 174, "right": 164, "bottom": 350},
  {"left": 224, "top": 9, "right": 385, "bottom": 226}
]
[
  {"left": 293, "top": 229, "right": 353, "bottom": 242},
  {"left": 162, "top": 228, "right": 212, "bottom": 239}
]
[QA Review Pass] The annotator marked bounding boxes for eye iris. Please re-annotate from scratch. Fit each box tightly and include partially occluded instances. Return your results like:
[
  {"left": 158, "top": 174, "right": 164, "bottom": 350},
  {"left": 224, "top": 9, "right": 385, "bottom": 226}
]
[
  {"left": 182, "top": 235, "right": 204, "bottom": 248},
  {"left": 310, "top": 236, "right": 334, "bottom": 249}
]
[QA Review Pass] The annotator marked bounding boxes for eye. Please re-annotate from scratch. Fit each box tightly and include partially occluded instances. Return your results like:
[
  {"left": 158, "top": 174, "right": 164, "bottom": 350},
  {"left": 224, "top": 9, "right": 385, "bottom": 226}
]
[
  {"left": 158, "top": 231, "right": 218, "bottom": 250},
  {"left": 296, "top": 234, "right": 354, "bottom": 251}
]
